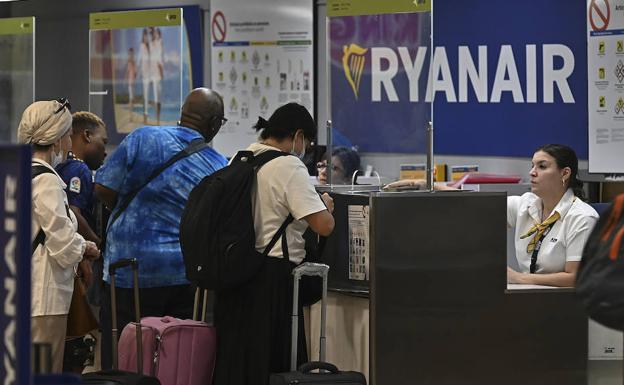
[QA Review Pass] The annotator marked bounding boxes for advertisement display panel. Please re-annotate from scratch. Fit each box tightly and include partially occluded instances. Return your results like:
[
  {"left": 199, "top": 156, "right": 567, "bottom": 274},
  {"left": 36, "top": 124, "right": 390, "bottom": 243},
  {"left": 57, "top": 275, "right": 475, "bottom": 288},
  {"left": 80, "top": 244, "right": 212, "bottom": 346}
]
[
  {"left": 89, "top": 9, "right": 189, "bottom": 145},
  {"left": 328, "top": 12, "right": 431, "bottom": 154},
  {"left": 210, "top": 0, "right": 314, "bottom": 157},
  {"left": 0, "top": 17, "right": 35, "bottom": 143}
]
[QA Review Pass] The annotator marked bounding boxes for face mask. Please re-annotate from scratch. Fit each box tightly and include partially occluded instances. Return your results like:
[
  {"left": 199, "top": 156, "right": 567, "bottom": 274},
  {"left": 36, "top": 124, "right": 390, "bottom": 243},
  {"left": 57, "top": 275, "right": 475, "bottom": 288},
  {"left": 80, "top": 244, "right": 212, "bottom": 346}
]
[
  {"left": 290, "top": 131, "right": 306, "bottom": 160},
  {"left": 51, "top": 141, "right": 63, "bottom": 168}
]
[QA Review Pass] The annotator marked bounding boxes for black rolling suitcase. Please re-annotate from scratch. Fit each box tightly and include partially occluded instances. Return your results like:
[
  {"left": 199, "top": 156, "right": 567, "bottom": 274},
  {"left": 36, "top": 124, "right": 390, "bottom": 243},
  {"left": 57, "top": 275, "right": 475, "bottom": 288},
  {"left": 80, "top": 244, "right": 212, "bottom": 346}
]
[
  {"left": 269, "top": 263, "right": 367, "bottom": 385},
  {"left": 82, "top": 258, "right": 161, "bottom": 385}
]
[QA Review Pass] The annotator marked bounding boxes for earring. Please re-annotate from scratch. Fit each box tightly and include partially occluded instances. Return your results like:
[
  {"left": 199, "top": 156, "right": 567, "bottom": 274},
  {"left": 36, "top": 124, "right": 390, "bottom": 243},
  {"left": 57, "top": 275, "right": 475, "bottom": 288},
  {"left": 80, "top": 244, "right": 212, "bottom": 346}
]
[{"left": 562, "top": 178, "right": 566, "bottom": 187}]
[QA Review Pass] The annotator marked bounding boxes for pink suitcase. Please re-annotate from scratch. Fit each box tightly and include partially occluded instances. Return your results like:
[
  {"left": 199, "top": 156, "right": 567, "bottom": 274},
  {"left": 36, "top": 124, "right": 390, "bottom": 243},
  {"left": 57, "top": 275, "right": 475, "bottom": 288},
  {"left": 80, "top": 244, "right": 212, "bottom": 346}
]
[{"left": 117, "top": 289, "right": 217, "bottom": 385}]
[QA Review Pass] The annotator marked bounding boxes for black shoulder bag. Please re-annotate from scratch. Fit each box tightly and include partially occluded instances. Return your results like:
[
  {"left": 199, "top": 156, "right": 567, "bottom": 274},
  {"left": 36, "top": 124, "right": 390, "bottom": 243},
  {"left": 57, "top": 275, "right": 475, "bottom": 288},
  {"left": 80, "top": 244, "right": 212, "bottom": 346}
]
[{"left": 106, "top": 138, "right": 208, "bottom": 229}]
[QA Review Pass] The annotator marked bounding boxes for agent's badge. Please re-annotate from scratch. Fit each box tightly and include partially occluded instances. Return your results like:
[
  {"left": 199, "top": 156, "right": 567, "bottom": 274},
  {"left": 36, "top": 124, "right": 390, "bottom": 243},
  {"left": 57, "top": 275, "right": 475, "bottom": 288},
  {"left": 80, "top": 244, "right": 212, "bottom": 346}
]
[{"left": 69, "top": 177, "right": 81, "bottom": 193}]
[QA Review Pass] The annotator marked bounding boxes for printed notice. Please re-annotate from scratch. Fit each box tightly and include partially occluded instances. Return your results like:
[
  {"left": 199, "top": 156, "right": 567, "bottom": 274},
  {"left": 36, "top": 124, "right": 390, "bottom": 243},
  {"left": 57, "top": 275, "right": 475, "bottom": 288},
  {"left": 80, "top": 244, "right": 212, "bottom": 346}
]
[
  {"left": 348, "top": 205, "right": 369, "bottom": 281},
  {"left": 587, "top": 0, "right": 624, "bottom": 173},
  {"left": 210, "top": 0, "right": 314, "bottom": 157}
]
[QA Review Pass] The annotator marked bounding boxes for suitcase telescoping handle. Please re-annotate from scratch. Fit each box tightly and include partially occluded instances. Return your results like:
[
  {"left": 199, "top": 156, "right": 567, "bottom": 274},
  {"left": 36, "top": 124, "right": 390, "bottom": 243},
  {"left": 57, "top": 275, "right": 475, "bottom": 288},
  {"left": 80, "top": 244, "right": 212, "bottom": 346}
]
[
  {"left": 193, "top": 287, "right": 210, "bottom": 322},
  {"left": 109, "top": 258, "right": 143, "bottom": 374},
  {"left": 291, "top": 262, "right": 329, "bottom": 371}
]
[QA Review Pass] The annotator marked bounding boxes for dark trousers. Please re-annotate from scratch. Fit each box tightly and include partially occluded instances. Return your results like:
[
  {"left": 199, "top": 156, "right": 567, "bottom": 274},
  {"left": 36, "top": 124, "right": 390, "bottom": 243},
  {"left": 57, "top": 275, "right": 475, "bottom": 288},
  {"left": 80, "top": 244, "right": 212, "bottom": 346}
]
[
  {"left": 213, "top": 257, "right": 307, "bottom": 385},
  {"left": 99, "top": 283, "right": 195, "bottom": 370}
]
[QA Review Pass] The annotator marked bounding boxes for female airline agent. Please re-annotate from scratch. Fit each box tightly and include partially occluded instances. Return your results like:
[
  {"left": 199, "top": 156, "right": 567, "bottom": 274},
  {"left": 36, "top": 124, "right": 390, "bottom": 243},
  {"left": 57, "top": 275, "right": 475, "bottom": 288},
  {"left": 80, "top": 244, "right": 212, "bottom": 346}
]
[
  {"left": 385, "top": 144, "right": 598, "bottom": 287},
  {"left": 506, "top": 144, "right": 598, "bottom": 287}
]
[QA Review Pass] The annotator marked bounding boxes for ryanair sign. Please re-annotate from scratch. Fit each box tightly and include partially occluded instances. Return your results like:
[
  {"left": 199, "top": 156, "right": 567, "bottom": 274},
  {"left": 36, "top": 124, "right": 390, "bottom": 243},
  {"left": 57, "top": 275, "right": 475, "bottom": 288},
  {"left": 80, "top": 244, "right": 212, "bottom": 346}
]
[
  {"left": 0, "top": 146, "right": 31, "bottom": 385},
  {"left": 340, "top": 43, "right": 576, "bottom": 104},
  {"left": 329, "top": 1, "right": 587, "bottom": 158}
]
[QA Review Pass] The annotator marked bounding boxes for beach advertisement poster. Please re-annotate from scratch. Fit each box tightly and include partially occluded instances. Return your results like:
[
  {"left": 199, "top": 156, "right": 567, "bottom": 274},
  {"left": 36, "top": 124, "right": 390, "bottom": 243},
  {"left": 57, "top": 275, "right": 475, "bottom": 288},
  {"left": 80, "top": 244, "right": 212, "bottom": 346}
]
[{"left": 89, "top": 9, "right": 192, "bottom": 145}]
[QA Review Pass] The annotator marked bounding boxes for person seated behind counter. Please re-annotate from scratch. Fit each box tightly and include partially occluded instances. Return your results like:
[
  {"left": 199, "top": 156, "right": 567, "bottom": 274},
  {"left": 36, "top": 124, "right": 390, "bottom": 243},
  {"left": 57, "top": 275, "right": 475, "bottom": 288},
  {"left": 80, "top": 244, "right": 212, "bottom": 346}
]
[
  {"left": 506, "top": 144, "right": 598, "bottom": 287},
  {"left": 317, "top": 146, "right": 361, "bottom": 185},
  {"left": 383, "top": 144, "right": 598, "bottom": 287}
]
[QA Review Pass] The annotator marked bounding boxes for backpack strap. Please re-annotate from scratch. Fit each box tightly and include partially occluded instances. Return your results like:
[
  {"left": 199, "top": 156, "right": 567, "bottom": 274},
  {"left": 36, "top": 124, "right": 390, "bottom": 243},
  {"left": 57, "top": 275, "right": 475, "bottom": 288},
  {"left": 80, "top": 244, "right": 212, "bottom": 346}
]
[
  {"left": 107, "top": 138, "right": 209, "bottom": 229},
  {"left": 263, "top": 214, "right": 295, "bottom": 257},
  {"left": 31, "top": 165, "right": 56, "bottom": 255},
  {"left": 250, "top": 150, "right": 295, "bottom": 258},
  {"left": 252, "top": 150, "right": 291, "bottom": 169},
  {"left": 601, "top": 194, "right": 624, "bottom": 241},
  {"left": 32, "top": 164, "right": 55, "bottom": 179}
]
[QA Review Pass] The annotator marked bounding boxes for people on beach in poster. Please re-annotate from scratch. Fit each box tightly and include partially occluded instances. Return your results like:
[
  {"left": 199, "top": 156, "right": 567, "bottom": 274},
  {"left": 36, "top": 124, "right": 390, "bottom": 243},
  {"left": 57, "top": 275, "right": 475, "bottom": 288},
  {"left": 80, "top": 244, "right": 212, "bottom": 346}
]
[
  {"left": 107, "top": 25, "right": 185, "bottom": 134},
  {"left": 134, "top": 27, "right": 164, "bottom": 125}
]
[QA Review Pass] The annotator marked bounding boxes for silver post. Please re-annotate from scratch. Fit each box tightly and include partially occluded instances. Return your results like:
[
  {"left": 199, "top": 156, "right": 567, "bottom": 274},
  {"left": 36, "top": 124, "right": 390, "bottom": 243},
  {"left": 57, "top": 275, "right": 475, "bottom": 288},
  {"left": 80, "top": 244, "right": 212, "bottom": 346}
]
[
  {"left": 291, "top": 273, "right": 301, "bottom": 371},
  {"left": 426, "top": 121, "right": 434, "bottom": 191},
  {"left": 326, "top": 120, "right": 333, "bottom": 187},
  {"left": 320, "top": 272, "right": 327, "bottom": 362},
  {"left": 110, "top": 274, "right": 118, "bottom": 370}
]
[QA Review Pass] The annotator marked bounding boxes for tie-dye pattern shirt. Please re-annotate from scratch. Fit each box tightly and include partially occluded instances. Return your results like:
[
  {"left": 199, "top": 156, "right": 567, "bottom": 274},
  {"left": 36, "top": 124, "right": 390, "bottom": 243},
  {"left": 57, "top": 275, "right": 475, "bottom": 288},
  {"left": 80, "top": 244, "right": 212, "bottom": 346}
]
[{"left": 95, "top": 125, "right": 227, "bottom": 288}]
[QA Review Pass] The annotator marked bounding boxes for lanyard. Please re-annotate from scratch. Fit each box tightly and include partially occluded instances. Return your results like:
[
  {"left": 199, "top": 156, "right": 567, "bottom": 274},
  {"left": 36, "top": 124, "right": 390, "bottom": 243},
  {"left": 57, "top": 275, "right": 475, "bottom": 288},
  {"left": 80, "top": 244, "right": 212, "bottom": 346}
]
[{"left": 529, "top": 222, "right": 556, "bottom": 274}]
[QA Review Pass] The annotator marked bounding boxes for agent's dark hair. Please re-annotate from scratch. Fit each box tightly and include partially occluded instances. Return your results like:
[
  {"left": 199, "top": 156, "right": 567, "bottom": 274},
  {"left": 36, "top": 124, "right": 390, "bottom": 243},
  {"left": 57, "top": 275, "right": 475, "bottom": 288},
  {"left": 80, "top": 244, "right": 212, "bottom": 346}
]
[
  {"left": 536, "top": 144, "right": 584, "bottom": 199},
  {"left": 254, "top": 103, "right": 316, "bottom": 141},
  {"left": 331, "top": 146, "right": 360, "bottom": 178}
]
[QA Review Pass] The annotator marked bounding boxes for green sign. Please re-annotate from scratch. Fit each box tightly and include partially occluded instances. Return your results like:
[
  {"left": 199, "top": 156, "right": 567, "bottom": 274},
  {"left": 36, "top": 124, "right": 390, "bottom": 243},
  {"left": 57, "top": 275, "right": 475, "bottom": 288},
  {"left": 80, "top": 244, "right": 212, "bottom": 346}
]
[
  {"left": 327, "top": 0, "right": 430, "bottom": 16},
  {"left": 0, "top": 17, "right": 34, "bottom": 35},
  {"left": 90, "top": 8, "right": 182, "bottom": 30}
]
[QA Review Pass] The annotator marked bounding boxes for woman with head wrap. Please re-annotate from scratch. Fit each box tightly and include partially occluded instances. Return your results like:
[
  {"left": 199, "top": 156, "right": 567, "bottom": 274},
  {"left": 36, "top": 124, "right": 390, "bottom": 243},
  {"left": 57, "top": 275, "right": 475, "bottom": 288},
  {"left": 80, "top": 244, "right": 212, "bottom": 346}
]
[{"left": 18, "top": 100, "right": 100, "bottom": 372}]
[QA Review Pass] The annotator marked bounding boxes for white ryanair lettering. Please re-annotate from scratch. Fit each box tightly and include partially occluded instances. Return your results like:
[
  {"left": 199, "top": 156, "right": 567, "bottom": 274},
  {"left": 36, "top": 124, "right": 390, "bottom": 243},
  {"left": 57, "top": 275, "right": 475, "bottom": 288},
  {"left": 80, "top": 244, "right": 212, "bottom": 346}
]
[{"left": 368, "top": 44, "right": 576, "bottom": 104}]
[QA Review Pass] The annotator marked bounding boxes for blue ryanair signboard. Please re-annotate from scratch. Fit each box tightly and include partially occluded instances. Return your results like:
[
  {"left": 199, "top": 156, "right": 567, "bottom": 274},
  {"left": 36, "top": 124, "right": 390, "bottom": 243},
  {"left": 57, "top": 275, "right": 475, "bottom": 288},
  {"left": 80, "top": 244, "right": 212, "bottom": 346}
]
[
  {"left": 330, "top": 0, "right": 588, "bottom": 158},
  {"left": 433, "top": 0, "right": 587, "bottom": 158},
  {"left": 0, "top": 145, "right": 31, "bottom": 385}
]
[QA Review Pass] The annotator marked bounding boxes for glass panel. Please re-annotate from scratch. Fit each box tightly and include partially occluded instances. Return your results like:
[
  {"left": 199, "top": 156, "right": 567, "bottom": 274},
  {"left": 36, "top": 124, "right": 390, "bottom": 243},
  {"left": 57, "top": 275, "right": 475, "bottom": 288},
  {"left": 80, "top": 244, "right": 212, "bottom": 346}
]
[
  {"left": 88, "top": 9, "right": 185, "bottom": 145},
  {"left": 0, "top": 17, "right": 35, "bottom": 143},
  {"left": 327, "top": 11, "right": 432, "bottom": 186}
]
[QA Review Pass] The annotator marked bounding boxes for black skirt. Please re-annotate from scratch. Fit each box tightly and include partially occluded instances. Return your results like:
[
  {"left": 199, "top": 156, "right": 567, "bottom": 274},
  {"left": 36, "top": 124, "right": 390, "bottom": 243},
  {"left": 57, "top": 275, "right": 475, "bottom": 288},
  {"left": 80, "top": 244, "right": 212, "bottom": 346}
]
[{"left": 213, "top": 257, "right": 308, "bottom": 385}]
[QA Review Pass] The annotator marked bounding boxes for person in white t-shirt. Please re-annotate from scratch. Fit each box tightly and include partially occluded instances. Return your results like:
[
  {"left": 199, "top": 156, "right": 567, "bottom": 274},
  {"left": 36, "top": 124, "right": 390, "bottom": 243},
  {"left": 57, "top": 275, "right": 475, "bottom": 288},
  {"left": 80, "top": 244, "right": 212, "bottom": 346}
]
[
  {"left": 507, "top": 144, "right": 598, "bottom": 287},
  {"left": 18, "top": 100, "right": 100, "bottom": 372},
  {"left": 213, "top": 103, "right": 335, "bottom": 385}
]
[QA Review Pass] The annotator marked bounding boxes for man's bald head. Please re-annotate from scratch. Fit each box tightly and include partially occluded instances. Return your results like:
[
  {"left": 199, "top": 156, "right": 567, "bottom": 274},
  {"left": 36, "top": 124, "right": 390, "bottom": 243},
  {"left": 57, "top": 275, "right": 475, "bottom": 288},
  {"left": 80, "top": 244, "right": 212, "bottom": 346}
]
[{"left": 179, "top": 88, "right": 225, "bottom": 141}]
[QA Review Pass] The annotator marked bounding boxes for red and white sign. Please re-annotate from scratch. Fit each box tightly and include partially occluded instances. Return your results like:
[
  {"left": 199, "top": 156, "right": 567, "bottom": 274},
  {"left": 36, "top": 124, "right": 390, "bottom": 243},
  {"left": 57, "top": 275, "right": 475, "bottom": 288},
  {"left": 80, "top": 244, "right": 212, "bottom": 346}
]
[
  {"left": 212, "top": 11, "right": 227, "bottom": 43},
  {"left": 589, "top": 0, "right": 610, "bottom": 32}
]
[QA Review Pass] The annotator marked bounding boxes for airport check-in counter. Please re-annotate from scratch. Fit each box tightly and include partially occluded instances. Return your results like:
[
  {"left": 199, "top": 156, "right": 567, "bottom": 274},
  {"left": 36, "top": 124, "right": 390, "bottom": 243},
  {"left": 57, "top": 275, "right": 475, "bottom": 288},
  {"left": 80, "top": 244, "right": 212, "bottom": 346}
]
[{"left": 311, "top": 189, "right": 587, "bottom": 385}]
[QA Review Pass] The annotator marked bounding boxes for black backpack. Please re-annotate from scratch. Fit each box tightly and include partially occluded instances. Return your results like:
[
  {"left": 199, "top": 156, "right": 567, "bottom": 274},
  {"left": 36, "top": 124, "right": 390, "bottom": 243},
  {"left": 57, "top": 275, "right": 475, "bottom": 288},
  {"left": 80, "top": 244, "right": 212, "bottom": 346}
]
[
  {"left": 576, "top": 194, "right": 624, "bottom": 331},
  {"left": 180, "top": 150, "right": 294, "bottom": 290}
]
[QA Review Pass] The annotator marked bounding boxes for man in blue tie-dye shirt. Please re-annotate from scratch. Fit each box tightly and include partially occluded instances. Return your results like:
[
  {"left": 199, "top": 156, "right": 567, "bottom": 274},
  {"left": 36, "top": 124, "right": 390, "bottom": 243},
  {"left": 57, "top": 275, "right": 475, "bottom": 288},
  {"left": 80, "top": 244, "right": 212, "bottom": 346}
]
[{"left": 95, "top": 88, "right": 228, "bottom": 369}]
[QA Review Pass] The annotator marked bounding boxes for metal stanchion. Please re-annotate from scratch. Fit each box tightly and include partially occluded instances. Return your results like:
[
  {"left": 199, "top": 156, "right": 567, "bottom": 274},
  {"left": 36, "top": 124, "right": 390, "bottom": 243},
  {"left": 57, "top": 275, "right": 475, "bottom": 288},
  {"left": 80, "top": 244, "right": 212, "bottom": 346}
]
[{"left": 426, "top": 121, "right": 434, "bottom": 191}]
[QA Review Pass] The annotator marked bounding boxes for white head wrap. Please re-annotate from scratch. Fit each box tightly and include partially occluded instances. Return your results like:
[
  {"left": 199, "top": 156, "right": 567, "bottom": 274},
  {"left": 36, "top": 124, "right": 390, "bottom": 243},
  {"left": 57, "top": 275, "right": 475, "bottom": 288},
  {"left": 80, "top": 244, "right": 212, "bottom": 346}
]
[{"left": 17, "top": 100, "right": 72, "bottom": 145}]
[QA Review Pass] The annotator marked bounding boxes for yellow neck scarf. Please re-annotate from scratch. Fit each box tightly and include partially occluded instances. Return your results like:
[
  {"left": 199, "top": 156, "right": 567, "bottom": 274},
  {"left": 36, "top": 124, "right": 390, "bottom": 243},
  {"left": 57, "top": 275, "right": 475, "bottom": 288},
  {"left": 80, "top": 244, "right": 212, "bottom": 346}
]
[{"left": 520, "top": 211, "right": 561, "bottom": 253}]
